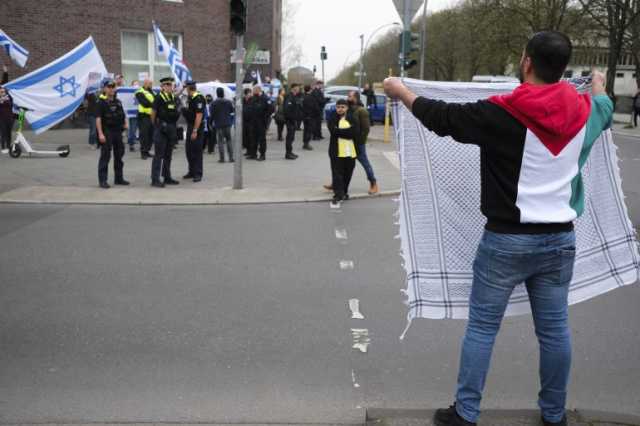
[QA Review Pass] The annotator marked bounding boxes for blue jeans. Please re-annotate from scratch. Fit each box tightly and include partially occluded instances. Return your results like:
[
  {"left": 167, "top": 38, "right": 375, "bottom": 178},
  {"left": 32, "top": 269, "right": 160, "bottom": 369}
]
[
  {"left": 456, "top": 230, "right": 576, "bottom": 424},
  {"left": 128, "top": 117, "right": 138, "bottom": 146},
  {"left": 87, "top": 115, "right": 97, "bottom": 145},
  {"left": 356, "top": 143, "right": 376, "bottom": 183}
]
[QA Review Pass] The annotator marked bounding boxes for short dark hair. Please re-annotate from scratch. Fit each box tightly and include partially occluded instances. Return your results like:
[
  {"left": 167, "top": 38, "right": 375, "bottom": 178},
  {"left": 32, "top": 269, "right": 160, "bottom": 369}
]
[
  {"left": 290, "top": 83, "right": 300, "bottom": 90},
  {"left": 336, "top": 99, "right": 348, "bottom": 106},
  {"left": 304, "top": 85, "right": 311, "bottom": 93},
  {"left": 350, "top": 90, "right": 361, "bottom": 103},
  {"left": 525, "top": 31, "right": 572, "bottom": 83},
  {"left": 216, "top": 87, "right": 224, "bottom": 98}
]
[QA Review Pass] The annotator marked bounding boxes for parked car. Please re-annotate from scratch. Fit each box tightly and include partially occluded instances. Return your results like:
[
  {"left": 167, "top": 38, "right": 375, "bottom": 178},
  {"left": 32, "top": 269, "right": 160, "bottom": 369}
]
[{"left": 324, "top": 93, "right": 388, "bottom": 123}]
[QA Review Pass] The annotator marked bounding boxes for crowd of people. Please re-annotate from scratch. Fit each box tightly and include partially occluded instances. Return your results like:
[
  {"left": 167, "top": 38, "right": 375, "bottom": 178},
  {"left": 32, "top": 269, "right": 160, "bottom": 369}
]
[{"left": 86, "top": 75, "right": 381, "bottom": 196}]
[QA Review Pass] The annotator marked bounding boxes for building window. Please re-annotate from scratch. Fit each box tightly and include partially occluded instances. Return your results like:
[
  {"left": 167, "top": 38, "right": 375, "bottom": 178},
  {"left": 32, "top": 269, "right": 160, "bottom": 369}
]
[
  {"left": 581, "top": 70, "right": 590, "bottom": 77},
  {"left": 121, "top": 30, "right": 182, "bottom": 85},
  {"left": 563, "top": 70, "right": 573, "bottom": 78},
  {"left": 616, "top": 72, "right": 624, "bottom": 78}
]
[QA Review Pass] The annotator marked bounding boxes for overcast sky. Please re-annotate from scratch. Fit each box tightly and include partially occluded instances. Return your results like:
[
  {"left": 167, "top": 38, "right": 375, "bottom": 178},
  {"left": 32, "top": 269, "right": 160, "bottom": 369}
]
[{"left": 287, "top": 0, "right": 457, "bottom": 81}]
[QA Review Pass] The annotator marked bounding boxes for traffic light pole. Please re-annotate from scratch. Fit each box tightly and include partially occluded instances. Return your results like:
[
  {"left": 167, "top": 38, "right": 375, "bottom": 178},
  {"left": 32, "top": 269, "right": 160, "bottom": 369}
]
[
  {"left": 233, "top": 34, "right": 244, "bottom": 190},
  {"left": 400, "top": 0, "right": 411, "bottom": 78}
]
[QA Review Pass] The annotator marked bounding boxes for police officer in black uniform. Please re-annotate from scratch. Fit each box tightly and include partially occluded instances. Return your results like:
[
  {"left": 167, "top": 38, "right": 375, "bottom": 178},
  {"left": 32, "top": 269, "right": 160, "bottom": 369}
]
[
  {"left": 182, "top": 80, "right": 206, "bottom": 182},
  {"left": 96, "top": 79, "right": 129, "bottom": 188},
  {"left": 150, "top": 77, "right": 180, "bottom": 188},
  {"left": 247, "top": 85, "right": 272, "bottom": 161}
]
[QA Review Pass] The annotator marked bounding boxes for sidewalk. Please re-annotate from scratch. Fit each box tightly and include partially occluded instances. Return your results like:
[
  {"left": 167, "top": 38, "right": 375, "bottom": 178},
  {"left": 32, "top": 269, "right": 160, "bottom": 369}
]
[
  {"left": 0, "top": 124, "right": 400, "bottom": 205},
  {"left": 613, "top": 112, "right": 640, "bottom": 138}
]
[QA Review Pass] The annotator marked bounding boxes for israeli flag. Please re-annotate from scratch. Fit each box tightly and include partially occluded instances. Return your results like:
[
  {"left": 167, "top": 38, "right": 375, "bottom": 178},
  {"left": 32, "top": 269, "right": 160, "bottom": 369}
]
[
  {"left": 4, "top": 37, "right": 106, "bottom": 134},
  {"left": 153, "top": 22, "right": 192, "bottom": 85},
  {"left": 0, "top": 29, "right": 29, "bottom": 68}
]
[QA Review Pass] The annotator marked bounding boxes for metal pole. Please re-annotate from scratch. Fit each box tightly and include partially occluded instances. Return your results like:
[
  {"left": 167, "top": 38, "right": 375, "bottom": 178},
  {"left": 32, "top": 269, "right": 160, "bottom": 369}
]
[
  {"left": 322, "top": 59, "right": 325, "bottom": 84},
  {"left": 358, "top": 34, "right": 364, "bottom": 89},
  {"left": 400, "top": 0, "right": 411, "bottom": 78},
  {"left": 419, "top": 0, "right": 428, "bottom": 80},
  {"left": 233, "top": 34, "right": 244, "bottom": 190}
]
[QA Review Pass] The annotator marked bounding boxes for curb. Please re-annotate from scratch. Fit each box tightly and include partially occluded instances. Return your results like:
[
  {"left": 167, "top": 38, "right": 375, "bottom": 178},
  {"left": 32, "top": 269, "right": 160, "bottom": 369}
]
[
  {"left": 0, "top": 188, "right": 401, "bottom": 206},
  {"left": 366, "top": 408, "right": 640, "bottom": 426}
]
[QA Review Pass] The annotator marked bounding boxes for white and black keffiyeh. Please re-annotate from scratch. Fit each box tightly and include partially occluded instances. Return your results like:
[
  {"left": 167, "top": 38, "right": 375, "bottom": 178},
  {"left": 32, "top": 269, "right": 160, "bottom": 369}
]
[{"left": 393, "top": 79, "right": 639, "bottom": 331}]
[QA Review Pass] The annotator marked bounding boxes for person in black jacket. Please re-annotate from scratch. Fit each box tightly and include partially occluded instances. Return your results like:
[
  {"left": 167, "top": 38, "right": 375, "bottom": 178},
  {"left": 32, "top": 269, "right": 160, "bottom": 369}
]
[
  {"left": 633, "top": 89, "right": 640, "bottom": 128},
  {"left": 0, "top": 65, "right": 15, "bottom": 153},
  {"left": 327, "top": 99, "right": 360, "bottom": 204},
  {"left": 362, "top": 83, "right": 377, "bottom": 126},
  {"left": 211, "top": 87, "right": 235, "bottom": 162},
  {"left": 96, "top": 79, "right": 129, "bottom": 188},
  {"left": 242, "top": 88, "right": 252, "bottom": 156},
  {"left": 283, "top": 84, "right": 303, "bottom": 159},
  {"left": 302, "top": 85, "right": 319, "bottom": 151},
  {"left": 311, "top": 80, "right": 327, "bottom": 139},
  {"left": 246, "top": 85, "right": 272, "bottom": 161}
]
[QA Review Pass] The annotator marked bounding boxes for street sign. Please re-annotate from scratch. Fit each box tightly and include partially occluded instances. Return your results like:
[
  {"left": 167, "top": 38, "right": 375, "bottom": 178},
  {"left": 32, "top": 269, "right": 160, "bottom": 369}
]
[
  {"left": 354, "top": 71, "right": 366, "bottom": 76},
  {"left": 392, "top": 0, "right": 423, "bottom": 27},
  {"left": 230, "top": 49, "right": 270, "bottom": 64}
]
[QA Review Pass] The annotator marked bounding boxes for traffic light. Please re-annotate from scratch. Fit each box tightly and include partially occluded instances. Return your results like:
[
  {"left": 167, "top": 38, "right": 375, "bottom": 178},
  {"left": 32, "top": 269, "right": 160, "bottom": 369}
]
[
  {"left": 403, "top": 59, "right": 418, "bottom": 70},
  {"left": 320, "top": 46, "right": 327, "bottom": 61},
  {"left": 230, "top": 0, "right": 247, "bottom": 35},
  {"left": 399, "top": 31, "right": 420, "bottom": 71}
]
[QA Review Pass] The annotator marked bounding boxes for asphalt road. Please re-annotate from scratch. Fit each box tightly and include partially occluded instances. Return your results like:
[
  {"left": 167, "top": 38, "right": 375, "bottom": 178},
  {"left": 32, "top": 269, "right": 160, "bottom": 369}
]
[{"left": 0, "top": 133, "right": 639, "bottom": 424}]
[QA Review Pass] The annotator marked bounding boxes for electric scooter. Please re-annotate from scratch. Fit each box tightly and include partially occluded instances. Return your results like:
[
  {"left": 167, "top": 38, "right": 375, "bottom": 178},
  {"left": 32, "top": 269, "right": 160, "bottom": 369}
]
[{"left": 5, "top": 106, "right": 70, "bottom": 158}]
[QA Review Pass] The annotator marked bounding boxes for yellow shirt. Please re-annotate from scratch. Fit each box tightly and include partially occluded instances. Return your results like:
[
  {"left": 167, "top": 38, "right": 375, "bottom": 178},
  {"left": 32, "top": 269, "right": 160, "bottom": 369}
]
[{"left": 337, "top": 118, "right": 357, "bottom": 158}]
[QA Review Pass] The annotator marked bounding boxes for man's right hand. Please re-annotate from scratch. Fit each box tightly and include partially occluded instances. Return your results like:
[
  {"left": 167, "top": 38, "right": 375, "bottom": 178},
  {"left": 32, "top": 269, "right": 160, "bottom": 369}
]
[
  {"left": 592, "top": 70, "right": 606, "bottom": 96},
  {"left": 99, "top": 134, "right": 106, "bottom": 144}
]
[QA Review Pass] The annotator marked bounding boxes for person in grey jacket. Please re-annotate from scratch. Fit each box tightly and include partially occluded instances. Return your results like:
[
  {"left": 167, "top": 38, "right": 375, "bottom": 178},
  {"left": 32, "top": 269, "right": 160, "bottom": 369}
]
[{"left": 211, "top": 87, "right": 235, "bottom": 162}]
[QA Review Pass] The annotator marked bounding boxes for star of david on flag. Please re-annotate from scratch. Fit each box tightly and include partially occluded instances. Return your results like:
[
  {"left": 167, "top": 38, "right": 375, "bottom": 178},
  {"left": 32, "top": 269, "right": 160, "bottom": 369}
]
[
  {"left": 4, "top": 37, "right": 106, "bottom": 134},
  {"left": 53, "top": 75, "right": 81, "bottom": 98}
]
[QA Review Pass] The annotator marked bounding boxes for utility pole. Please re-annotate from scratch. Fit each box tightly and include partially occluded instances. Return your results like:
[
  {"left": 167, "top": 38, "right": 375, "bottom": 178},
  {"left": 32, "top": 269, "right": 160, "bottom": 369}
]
[
  {"left": 358, "top": 34, "right": 364, "bottom": 89},
  {"left": 419, "top": 0, "right": 427, "bottom": 80},
  {"left": 233, "top": 35, "right": 244, "bottom": 190},
  {"left": 320, "top": 46, "right": 327, "bottom": 83},
  {"left": 230, "top": 0, "right": 247, "bottom": 190},
  {"left": 400, "top": 0, "right": 411, "bottom": 77}
]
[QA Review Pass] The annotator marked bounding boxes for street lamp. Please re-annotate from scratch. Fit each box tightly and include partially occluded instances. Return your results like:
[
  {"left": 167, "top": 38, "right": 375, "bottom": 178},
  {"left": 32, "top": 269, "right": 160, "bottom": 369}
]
[{"left": 360, "top": 22, "right": 402, "bottom": 86}]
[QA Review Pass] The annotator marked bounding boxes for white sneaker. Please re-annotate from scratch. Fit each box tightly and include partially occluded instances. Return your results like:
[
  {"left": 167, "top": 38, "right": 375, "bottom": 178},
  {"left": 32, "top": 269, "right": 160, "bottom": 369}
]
[{"left": 1, "top": 149, "right": 8, "bottom": 154}]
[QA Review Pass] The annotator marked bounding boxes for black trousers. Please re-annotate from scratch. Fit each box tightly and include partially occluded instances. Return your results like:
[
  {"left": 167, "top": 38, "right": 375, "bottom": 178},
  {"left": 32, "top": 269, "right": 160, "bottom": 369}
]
[
  {"left": 0, "top": 119, "right": 13, "bottom": 150},
  {"left": 313, "top": 115, "right": 323, "bottom": 138},
  {"left": 98, "top": 128, "right": 125, "bottom": 184},
  {"left": 285, "top": 121, "right": 297, "bottom": 154},
  {"left": 186, "top": 124, "right": 204, "bottom": 178},
  {"left": 243, "top": 120, "right": 251, "bottom": 151},
  {"left": 276, "top": 120, "right": 285, "bottom": 140},
  {"left": 217, "top": 127, "right": 233, "bottom": 160},
  {"left": 249, "top": 123, "right": 266, "bottom": 156},
  {"left": 151, "top": 123, "right": 176, "bottom": 183},
  {"left": 203, "top": 129, "right": 216, "bottom": 153},
  {"left": 331, "top": 156, "right": 356, "bottom": 200},
  {"left": 138, "top": 114, "right": 153, "bottom": 154},
  {"left": 303, "top": 118, "right": 313, "bottom": 145},
  {"left": 634, "top": 107, "right": 640, "bottom": 127}
]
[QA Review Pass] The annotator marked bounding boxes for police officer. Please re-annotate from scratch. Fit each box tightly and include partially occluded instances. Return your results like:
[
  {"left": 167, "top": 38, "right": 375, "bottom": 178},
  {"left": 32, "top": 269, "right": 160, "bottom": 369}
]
[
  {"left": 247, "top": 85, "right": 272, "bottom": 161},
  {"left": 150, "top": 77, "right": 180, "bottom": 188},
  {"left": 96, "top": 79, "right": 129, "bottom": 188},
  {"left": 135, "top": 78, "right": 155, "bottom": 159},
  {"left": 283, "top": 84, "right": 303, "bottom": 160},
  {"left": 182, "top": 80, "right": 206, "bottom": 182}
]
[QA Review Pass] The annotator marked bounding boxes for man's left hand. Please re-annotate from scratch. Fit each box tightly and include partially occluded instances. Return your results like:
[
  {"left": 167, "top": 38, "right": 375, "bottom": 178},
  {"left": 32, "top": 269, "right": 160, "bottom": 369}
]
[{"left": 191, "top": 130, "right": 197, "bottom": 141}]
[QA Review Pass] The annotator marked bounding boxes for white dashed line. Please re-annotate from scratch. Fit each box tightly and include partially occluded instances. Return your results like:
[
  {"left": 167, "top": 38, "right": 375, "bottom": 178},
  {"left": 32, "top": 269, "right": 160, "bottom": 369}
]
[
  {"left": 339, "top": 260, "right": 355, "bottom": 270},
  {"left": 349, "top": 298, "right": 365, "bottom": 320},
  {"left": 351, "top": 328, "right": 370, "bottom": 353},
  {"left": 335, "top": 228, "right": 348, "bottom": 240}
]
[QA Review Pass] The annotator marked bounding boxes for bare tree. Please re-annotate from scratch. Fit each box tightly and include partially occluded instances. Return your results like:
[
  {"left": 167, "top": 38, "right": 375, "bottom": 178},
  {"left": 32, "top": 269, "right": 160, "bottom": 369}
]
[{"left": 281, "top": 0, "right": 304, "bottom": 73}]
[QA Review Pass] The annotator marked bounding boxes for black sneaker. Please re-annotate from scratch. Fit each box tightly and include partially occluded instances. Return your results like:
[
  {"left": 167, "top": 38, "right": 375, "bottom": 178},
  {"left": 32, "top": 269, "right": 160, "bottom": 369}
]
[
  {"left": 434, "top": 404, "right": 476, "bottom": 426},
  {"left": 99, "top": 182, "right": 110, "bottom": 189},
  {"left": 303, "top": 144, "right": 313, "bottom": 150},
  {"left": 183, "top": 173, "right": 194, "bottom": 179},
  {"left": 218, "top": 159, "right": 226, "bottom": 163},
  {"left": 257, "top": 155, "right": 266, "bottom": 161},
  {"left": 246, "top": 155, "right": 257, "bottom": 160},
  {"left": 151, "top": 181, "right": 165, "bottom": 188},
  {"left": 193, "top": 177, "right": 202, "bottom": 183},
  {"left": 114, "top": 179, "right": 130, "bottom": 186},
  {"left": 165, "top": 178, "right": 180, "bottom": 185},
  {"left": 542, "top": 415, "right": 567, "bottom": 426},
  {"left": 285, "top": 153, "right": 297, "bottom": 160}
]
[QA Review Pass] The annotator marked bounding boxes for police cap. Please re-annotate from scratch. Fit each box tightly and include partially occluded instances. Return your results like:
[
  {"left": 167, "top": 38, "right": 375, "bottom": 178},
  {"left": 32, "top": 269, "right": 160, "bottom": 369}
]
[
  {"left": 184, "top": 80, "right": 197, "bottom": 88},
  {"left": 102, "top": 78, "right": 116, "bottom": 88},
  {"left": 159, "top": 77, "right": 175, "bottom": 85}
]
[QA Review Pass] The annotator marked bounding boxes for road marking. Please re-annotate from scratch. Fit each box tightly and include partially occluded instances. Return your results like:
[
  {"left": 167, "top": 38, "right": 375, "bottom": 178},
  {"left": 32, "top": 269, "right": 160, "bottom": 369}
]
[
  {"left": 339, "top": 260, "right": 354, "bottom": 270},
  {"left": 330, "top": 200, "right": 342, "bottom": 209},
  {"left": 351, "top": 369, "right": 360, "bottom": 388},
  {"left": 335, "top": 228, "right": 348, "bottom": 240},
  {"left": 349, "top": 298, "right": 365, "bottom": 319},
  {"left": 351, "top": 328, "right": 370, "bottom": 353},
  {"left": 383, "top": 151, "right": 400, "bottom": 169}
]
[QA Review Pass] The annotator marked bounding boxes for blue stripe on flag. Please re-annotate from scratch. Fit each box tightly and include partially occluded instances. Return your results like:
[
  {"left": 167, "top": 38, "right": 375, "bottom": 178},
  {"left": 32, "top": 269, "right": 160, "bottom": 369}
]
[
  {"left": 5, "top": 39, "right": 95, "bottom": 90},
  {"left": 0, "top": 33, "right": 28, "bottom": 56},
  {"left": 30, "top": 96, "right": 84, "bottom": 131},
  {"left": 117, "top": 88, "right": 137, "bottom": 94}
]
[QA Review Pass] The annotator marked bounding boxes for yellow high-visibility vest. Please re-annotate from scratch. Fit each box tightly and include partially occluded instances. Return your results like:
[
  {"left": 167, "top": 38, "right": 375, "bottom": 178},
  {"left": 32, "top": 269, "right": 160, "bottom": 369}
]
[
  {"left": 136, "top": 87, "right": 154, "bottom": 115},
  {"left": 337, "top": 118, "right": 356, "bottom": 158}
]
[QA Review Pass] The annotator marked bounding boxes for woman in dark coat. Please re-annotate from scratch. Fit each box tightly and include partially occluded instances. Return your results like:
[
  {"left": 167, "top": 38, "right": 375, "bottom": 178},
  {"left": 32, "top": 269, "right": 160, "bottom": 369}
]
[{"left": 327, "top": 99, "right": 360, "bottom": 204}]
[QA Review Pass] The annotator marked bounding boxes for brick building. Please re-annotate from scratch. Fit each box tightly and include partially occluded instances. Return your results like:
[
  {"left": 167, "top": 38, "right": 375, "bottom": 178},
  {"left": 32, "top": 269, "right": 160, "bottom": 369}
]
[{"left": 1, "top": 0, "right": 282, "bottom": 84}]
